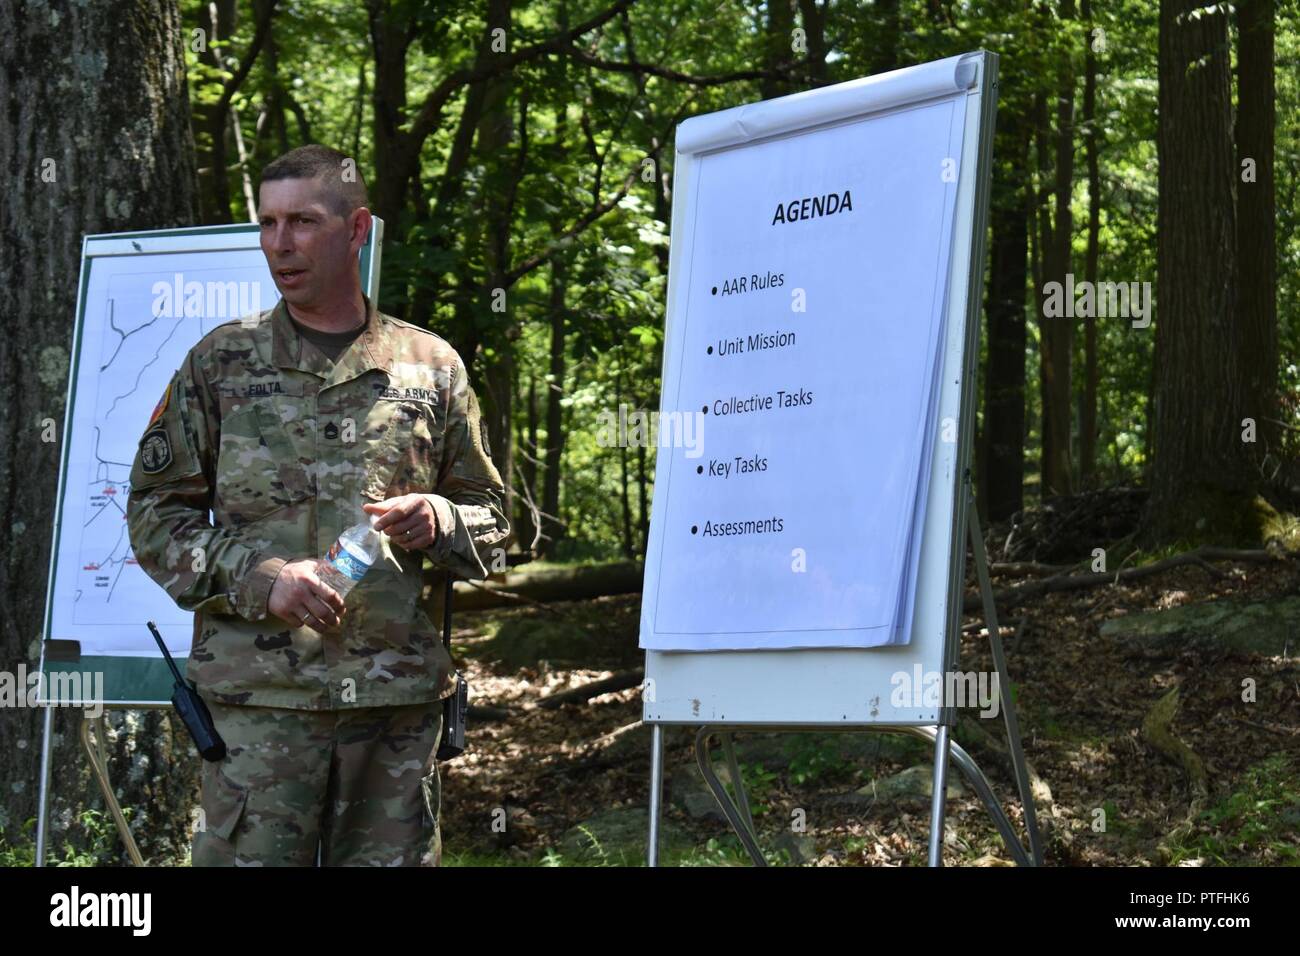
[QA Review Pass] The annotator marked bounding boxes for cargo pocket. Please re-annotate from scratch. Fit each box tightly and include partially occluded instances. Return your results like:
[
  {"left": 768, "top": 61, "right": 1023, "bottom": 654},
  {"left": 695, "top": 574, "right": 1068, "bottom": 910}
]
[
  {"left": 420, "top": 761, "right": 443, "bottom": 868},
  {"left": 193, "top": 762, "right": 249, "bottom": 867}
]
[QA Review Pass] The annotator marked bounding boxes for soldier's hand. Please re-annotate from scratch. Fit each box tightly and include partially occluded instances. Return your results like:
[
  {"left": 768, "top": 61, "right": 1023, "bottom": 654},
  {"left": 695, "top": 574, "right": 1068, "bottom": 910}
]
[
  {"left": 268, "top": 559, "right": 345, "bottom": 633},
  {"left": 363, "top": 494, "right": 454, "bottom": 551}
]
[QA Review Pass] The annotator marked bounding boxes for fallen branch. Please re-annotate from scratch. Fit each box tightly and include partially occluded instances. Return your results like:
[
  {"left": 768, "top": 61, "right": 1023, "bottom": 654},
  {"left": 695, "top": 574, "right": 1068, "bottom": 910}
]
[
  {"left": 467, "top": 704, "right": 513, "bottom": 722},
  {"left": 988, "top": 560, "right": 1079, "bottom": 577},
  {"left": 964, "top": 547, "right": 1282, "bottom": 613},
  {"left": 534, "top": 719, "right": 649, "bottom": 779},
  {"left": 1231, "top": 715, "right": 1300, "bottom": 738},
  {"left": 446, "top": 561, "right": 645, "bottom": 611},
  {"left": 459, "top": 578, "right": 566, "bottom": 617},
  {"left": 537, "top": 669, "right": 644, "bottom": 710}
]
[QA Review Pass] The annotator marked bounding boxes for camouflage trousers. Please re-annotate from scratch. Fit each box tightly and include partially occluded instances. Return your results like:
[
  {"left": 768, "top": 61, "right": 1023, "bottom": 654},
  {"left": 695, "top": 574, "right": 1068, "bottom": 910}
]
[{"left": 192, "top": 699, "right": 445, "bottom": 867}]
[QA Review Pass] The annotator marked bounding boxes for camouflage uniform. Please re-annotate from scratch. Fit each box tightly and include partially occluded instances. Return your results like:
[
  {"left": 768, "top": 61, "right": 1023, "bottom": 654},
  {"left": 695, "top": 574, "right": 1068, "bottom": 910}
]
[
  {"left": 194, "top": 700, "right": 445, "bottom": 867},
  {"left": 127, "top": 294, "right": 509, "bottom": 865}
]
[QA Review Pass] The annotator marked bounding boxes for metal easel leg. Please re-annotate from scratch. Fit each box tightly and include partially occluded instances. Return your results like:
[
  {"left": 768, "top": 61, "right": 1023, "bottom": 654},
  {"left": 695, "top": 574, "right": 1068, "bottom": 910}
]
[
  {"left": 695, "top": 727, "right": 766, "bottom": 866},
  {"left": 967, "top": 492, "right": 1044, "bottom": 866},
  {"left": 80, "top": 715, "right": 144, "bottom": 867},
  {"left": 903, "top": 726, "right": 1031, "bottom": 866},
  {"left": 719, "top": 733, "right": 757, "bottom": 840},
  {"left": 927, "top": 724, "right": 952, "bottom": 866},
  {"left": 647, "top": 723, "right": 664, "bottom": 867},
  {"left": 35, "top": 704, "right": 55, "bottom": 867}
]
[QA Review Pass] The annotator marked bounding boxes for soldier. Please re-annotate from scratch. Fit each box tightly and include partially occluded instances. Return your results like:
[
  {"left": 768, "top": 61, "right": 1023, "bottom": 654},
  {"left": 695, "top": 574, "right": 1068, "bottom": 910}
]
[{"left": 126, "top": 144, "right": 510, "bottom": 866}]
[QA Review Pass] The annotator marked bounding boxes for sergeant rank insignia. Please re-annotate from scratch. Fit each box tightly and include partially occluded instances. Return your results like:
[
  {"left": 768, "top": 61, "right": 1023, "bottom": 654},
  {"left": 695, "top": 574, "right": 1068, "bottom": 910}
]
[{"left": 140, "top": 427, "right": 173, "bottom": 474}]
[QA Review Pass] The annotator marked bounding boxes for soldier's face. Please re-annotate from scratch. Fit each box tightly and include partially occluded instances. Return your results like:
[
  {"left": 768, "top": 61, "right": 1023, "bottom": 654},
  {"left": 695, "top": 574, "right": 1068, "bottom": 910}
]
[{"left": 258, "top": 178, "right": 365, "bottom": 306}]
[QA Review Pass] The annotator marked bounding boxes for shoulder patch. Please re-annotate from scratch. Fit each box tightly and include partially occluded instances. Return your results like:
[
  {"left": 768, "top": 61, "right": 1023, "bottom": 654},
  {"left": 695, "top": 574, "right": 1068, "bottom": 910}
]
[
  {"left": 139, "top": 427, "right": 174, "bottom": 474},
  {"left": 147, "top": 384, "right": 170, "bottom": 427}
]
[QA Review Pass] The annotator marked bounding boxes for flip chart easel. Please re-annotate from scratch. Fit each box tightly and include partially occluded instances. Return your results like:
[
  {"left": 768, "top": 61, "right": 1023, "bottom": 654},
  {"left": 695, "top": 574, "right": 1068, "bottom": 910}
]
[{"left": 640, "top": 51, "right": 1042, "bottom": 866}]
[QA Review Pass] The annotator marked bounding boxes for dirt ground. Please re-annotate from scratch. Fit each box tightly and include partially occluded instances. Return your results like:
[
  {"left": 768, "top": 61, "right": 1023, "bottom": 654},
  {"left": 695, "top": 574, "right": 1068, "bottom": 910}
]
[{"left": 438, "top": 502, "right": 1300, "bottom": 867}]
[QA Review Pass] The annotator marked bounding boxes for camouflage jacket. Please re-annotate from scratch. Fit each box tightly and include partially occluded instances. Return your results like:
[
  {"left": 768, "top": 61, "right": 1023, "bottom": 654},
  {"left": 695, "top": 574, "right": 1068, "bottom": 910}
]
[{"left": 126, "top": 295, "right": 510, "bottom": 710}]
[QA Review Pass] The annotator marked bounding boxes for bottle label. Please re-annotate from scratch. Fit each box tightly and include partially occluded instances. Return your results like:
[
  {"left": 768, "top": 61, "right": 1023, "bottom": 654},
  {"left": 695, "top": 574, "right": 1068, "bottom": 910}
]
[{"left": 326, "top": 540, "right": 371, "bottom": 582}]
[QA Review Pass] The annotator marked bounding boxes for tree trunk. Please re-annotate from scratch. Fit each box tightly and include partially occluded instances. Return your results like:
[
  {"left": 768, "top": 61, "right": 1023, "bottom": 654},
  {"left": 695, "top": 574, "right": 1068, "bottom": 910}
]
[
  {"left": 252, "top": 0, "right": 290, "bottom": 166},
  {"left": 1147, "top": 0, "right": 1244, "bottom": 540},
  {"left": 0, "top": 0, "right": 200, "bottom": 860},
  {"left": 637, "top": 441, "right": 650, "bottom": 554},
  {"left": 366, "top": 0, "right": 414, "bottom": 229},
  {"left": 617, "top": 364, "right": 635, "bottom": 559},
  {"left": 1081, "top": 0, "right": 1101, "bottom": 484},
  {"left": 1037, "top": 0, "right": 1076, "bottom": 500},
  {"left": 517, "top": 372, "right": 540, "bottom": 552},
  {"left": 1235, "top": 0, "right": 1278, "bottom": 460},
  {"left": 797, "top": 0, "right": 829, "bottom": 86},
  {"left": 539, "top": 89, "right": 569, "bottom": 559},
  {"left": 979, "top": 115, "right": 1030, "bottom": 522},
  {"left": 476, "top": 0, "right": 517, "bottom": 527},
  {"left": 195, "top": 0, "right": 239, "bottom": 223},
  {"left": 870, "top": 0, "right": 901, "bottom": 75},
  {"left": 541, "top": 260, "right": 567, "bottom": 557},
  {"left": 761, "top": 0, "right": 796, "bottom": 100}
]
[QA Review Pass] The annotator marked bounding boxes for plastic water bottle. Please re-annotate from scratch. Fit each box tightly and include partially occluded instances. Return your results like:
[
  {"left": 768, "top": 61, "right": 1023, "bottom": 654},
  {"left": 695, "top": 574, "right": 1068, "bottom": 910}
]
[{"left": 318, "top": 514, "right": 383, "bottom": 600}]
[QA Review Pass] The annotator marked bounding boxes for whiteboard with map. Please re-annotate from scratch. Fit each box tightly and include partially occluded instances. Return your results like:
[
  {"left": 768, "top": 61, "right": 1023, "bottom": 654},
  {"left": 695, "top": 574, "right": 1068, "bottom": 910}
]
[{"left": 39, "top": 222, "right": 382, "bottom": 705}]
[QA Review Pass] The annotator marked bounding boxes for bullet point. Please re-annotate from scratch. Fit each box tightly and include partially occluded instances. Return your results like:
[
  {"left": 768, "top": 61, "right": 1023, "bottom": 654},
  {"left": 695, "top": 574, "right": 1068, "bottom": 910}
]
[
  {"left": 702, "top": 405, "right": 708, "bottom": 414},
  {"left": 707, "top": 346, "right": 713, "bottom": 354},
  {"left": 691, "top": 525, "right": 698, "bottom": 534},
  {"left": 696, "top": 465, "right": 703, "bottom": 474},
  {"left": 711, "top": 286, "right": 717, "bottom": 295}
]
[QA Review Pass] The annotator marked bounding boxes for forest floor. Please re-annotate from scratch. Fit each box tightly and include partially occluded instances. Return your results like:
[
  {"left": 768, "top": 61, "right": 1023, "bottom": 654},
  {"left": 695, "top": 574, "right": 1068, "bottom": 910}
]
[{"left": 440, "top": 489, "right": 1300, "bottom": 867}]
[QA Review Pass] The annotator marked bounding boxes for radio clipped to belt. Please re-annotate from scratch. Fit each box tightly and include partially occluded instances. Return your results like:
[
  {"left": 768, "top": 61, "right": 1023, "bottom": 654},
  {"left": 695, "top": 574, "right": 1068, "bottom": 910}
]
[{"left": 436, "top": 574, "right": 468, "bottom": 760}]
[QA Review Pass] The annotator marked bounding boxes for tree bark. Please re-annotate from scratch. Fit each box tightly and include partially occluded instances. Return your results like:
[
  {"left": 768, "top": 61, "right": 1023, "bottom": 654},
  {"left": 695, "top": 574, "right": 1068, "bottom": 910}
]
[
  {"left": 797, "top": 0, "right": 829, "bottom": 86},
  {"left": 1081, "top": 0, "right": 1101, "bottom": 484},
  {"left": 476, "top": 0, "right": 518, "bottom": 527},
  {"left": 540, "top": 81, "right": 570, "bottom": 558},
  {"left": 1235, "top": 0, "right": 1278, "bottom": 461},
  {"left": 1037, "top": 0, "right": 1076, "bottom": 499},
  {"left": 761, "top": 0, "right": 796, "bottom": 100},
  {"left": 1147, "top": 0, "right": 1244, "bottom": 540},
  {"left": 541, "top": 259, "right": 568, "bottom": 556},
  {"left": 979, "top": 114, "right": 1030, "bottom": 522},
  {"left": 252, "top": 0, "right": 290, "bottom": 166},
  {"left": 195, "top": 0, "right": 239, "bottom": 223},
  {"left": 870, "top": 0, "right": 901, "bottom": 75},
  {"left": 0, "top": 0, "right": 199, "bottom": 860}
]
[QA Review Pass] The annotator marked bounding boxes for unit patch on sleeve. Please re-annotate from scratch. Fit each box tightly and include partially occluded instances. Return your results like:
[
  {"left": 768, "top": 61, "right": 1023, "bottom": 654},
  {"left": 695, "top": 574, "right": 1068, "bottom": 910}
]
[{"left": 139, "top": 427, "right": 174, "bottom": 474}]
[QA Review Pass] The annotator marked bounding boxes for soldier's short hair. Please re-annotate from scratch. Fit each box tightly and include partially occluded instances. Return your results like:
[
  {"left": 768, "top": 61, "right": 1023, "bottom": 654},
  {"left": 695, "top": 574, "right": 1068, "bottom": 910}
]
[{"left": 260, "top": 144, "right": 369, "bottom": 218}]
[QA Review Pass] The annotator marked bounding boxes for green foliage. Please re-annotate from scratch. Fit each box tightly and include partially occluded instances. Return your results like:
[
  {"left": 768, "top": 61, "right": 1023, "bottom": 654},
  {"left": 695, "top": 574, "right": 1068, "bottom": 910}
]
[
  {"left": 783, "top": 735, "right": 853, "bottom": 786},
  {"left": 0, "top": 809, "right": 130, "bottom": 867},
  {"left": 1167, "top": 755, "right": 1300, "bottom": 866},
  {"left": 178, "top": 0, "right": 1300, "bottom": 556},
  {"left": 734, "top": 761, "right": 779, "bottom": 818}
]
